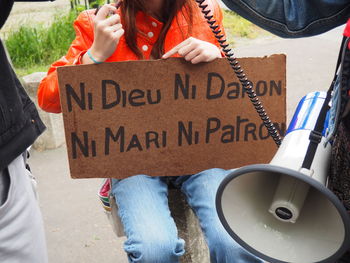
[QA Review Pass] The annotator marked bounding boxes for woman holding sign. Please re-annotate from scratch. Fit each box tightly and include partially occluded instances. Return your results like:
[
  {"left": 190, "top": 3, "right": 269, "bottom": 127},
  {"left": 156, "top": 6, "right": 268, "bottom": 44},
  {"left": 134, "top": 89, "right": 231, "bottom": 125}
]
[{"left": 38, "top": 0, "right": 262, "bottom": 262}]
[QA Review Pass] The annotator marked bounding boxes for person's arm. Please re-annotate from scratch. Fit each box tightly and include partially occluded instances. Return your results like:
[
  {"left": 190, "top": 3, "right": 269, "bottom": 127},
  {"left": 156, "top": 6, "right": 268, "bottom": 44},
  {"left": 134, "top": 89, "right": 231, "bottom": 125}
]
[
  {"left": 162, "top": 0, "right": 225, "bottom": 63},
  {"left": 221, "top": 0, "right": 350, "bottom": 38},
  {"left": 38, "top": 4, "right": 124, "bottom": 114},
  {"left": 81, "top": 4, "right": 124, "bottom": 64},
  {"left": 37, "top": 10, "right": 94, "bottom": 113}
]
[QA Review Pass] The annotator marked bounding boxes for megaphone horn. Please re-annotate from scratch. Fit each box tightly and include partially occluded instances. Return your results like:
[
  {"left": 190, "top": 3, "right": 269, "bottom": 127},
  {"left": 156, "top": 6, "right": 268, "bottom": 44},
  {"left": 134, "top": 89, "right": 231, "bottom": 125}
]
[{"left": 216, "top": 91, "right": 350, "bottom": 263}]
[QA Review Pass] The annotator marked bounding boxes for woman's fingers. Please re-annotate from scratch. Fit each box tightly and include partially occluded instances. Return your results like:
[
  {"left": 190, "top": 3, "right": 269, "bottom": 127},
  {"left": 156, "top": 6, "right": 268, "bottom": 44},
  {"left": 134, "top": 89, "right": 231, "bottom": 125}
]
[
  {"left": 112, "top": 29, "right": 125, "bottom": 41},
  {"left": 162, "top": 45, "right": 181, "bottom": 59},
  {"left": 191, "top": 54, "right": 207, "bottom": 64},
  {"left": 183, "top": 48, "right": 201, "bottom": 62},
  {"left": 162, "top": 37, "right": 220, "bottom": 64},
  {"left": 95, "top": 4, "right": 117, "bottom": 22},
  {"left": 162, "top": 38, "right": 191, "bottom": 59},
  {"left": 103, "top": 14, "right": 121, "bottom": 27},
  {"left": 90, "top": 4, "right": 124, "bottom": 62},
  {"left": 178, "top": 41, "right": 197, "bottom": 57},
  {"left": 107, "top": 23, "right": 123, "bottom": 33}
]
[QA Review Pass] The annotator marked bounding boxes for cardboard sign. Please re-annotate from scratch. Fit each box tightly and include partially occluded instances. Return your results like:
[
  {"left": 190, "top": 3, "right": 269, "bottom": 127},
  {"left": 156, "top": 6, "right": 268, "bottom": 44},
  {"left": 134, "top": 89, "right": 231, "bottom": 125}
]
[{"left": 57, "top": 56, "right": 286, "bottom": 179}]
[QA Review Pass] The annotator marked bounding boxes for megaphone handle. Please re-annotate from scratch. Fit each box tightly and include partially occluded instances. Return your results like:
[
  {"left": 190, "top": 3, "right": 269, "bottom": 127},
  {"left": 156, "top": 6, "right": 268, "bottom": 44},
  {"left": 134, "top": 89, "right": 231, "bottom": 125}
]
[{"left": 195, "top": 0, "right": 282, "bottom": 147}]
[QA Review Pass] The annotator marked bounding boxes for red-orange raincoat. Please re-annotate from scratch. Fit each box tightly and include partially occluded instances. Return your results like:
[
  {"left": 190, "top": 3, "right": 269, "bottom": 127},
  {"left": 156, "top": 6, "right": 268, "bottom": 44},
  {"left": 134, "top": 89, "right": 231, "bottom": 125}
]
[{"left": 38, "top": 0, "right": 225, "bottom": 113}]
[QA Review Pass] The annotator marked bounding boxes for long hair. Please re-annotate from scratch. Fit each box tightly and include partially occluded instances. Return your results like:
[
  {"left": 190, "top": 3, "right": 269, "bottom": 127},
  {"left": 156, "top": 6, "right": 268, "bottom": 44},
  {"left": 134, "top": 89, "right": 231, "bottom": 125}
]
[{"left": 120, "top": 0, "right": 194, "bottom": 59}]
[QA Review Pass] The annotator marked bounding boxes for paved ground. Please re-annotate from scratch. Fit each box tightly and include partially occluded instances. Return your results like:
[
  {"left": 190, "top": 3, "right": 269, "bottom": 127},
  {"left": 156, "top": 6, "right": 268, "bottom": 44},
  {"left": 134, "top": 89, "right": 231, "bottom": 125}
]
[
  {"left": 6, "top": 1, "right": 345, "bottom": 262},
  {"left": 234, "top": 26, "right": 344, "bottom": 122},
  {"left": 1, "top": 0, "right": 71, "bottom": 38},
  {"left": 28, "top": 146, "right": 128, "bottom": 263}
]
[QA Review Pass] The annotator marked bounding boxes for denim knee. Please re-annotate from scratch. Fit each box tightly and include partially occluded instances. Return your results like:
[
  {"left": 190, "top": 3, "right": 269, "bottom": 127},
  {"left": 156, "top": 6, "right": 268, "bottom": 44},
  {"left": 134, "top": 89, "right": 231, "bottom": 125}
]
[{"left": 124, "top": 236, "right": 185, "bottom": 263}]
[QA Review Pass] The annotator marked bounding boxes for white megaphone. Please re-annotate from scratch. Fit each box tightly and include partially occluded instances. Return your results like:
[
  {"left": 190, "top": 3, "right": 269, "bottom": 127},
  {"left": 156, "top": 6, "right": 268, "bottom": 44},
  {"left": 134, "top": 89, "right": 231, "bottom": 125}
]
[{"left": 216, "top": 91, "right": 350, "bottom": 263}]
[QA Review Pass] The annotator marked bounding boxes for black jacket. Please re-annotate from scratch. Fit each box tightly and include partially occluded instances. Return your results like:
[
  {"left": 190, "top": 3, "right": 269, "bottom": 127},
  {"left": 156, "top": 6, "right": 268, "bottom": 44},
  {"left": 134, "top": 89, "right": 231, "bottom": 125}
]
[{"left": 0, "top": 29, "right": 45, "bottom": 170}]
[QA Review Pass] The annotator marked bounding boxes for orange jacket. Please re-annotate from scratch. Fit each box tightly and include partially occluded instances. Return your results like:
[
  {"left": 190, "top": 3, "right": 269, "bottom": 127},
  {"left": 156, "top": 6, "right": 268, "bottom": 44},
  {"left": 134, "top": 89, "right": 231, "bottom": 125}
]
[{"left": 38, "top": 0, "right": 226, "bottom": 113}]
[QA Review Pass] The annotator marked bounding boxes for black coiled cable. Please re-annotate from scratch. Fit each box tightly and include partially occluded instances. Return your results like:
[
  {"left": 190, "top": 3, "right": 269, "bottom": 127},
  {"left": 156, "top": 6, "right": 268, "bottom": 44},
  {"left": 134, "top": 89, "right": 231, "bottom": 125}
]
[{"left": 195, "top": 0, "right": 282, "bottom": 146}]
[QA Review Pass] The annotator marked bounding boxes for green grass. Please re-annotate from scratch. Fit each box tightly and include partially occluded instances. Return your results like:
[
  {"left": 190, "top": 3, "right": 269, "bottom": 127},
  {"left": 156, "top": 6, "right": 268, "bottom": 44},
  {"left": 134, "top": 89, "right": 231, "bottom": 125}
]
[
  {"left": 5, "top": 11, "right": 76, "bottom": 76},
  {"left": 222, "top": 9, "right": 265, "bottom": 44},
  {"left": 6, "top": 9, "right": 262, "bottom": 77}
]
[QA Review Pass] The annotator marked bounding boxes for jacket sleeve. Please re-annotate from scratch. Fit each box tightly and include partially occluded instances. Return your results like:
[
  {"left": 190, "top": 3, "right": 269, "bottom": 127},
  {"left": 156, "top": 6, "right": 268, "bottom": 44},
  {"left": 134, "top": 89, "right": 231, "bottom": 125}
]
[
  {"left": 37, "top": 11, "right": 94, "bottom": 113},
  {"left": 213, "top": 0, "right": 227, "bottom": 57},
  {"left": 221, "top": 0, "right": 350, "bottom": 38}
]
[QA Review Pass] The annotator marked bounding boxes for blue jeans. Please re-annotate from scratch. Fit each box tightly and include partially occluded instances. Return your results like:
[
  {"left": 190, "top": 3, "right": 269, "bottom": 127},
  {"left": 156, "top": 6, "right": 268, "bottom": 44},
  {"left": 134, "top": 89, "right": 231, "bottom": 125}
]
[{"left": 111, "top": 168, "right": 263, "bottom": 263}]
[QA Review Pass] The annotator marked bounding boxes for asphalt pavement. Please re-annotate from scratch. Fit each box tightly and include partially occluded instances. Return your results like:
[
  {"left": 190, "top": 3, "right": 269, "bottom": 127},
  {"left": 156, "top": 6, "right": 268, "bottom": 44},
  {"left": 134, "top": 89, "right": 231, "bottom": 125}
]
[{"left": 28, "top": 25, "right": 345, "bottom": 263}]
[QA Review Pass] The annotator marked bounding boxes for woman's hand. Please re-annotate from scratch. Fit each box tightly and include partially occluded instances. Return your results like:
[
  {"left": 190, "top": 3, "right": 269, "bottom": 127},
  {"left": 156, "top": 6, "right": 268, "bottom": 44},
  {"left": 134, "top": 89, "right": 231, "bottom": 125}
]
[
  {"left": 162, "top": 37, "right": 221, "bottom": 64},
  {"left": 83, "top": 4, "right": 124, "bottom": 64}
]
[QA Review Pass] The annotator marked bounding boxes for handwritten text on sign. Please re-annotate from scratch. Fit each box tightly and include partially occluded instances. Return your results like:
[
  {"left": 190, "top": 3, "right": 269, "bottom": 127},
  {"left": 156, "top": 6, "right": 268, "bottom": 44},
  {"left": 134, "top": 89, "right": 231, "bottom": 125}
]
[{"left": 57, "top": 56, "right": 286, "bottom": 179}]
